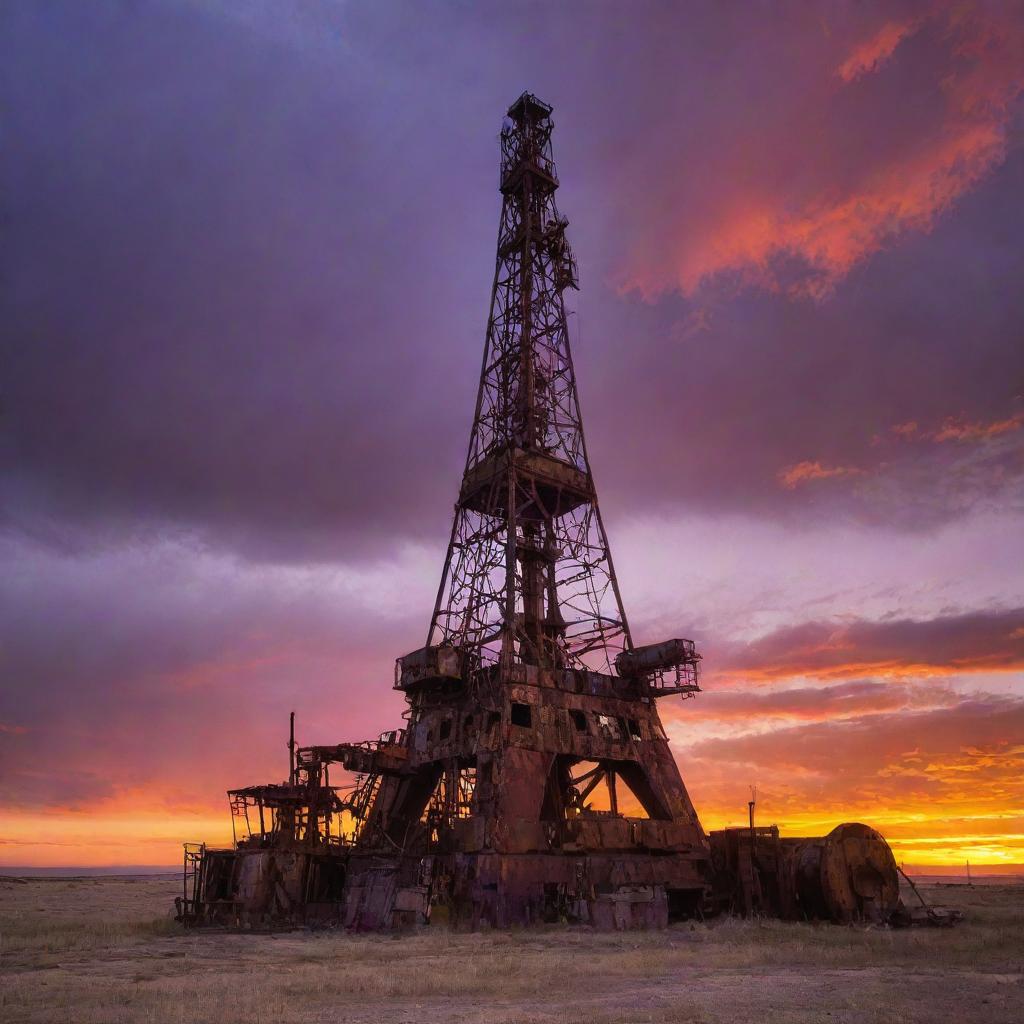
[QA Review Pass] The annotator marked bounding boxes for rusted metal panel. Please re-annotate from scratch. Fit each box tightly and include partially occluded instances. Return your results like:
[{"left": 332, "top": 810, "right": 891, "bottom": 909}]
[{"left": 396, "top": 644, "right": 461, "bottom": 691}]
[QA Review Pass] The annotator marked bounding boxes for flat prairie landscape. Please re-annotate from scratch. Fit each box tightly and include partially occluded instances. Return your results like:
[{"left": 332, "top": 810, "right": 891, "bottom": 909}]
[{"left": 1, "top": 875, "right": 1022, "bottom": 1024}]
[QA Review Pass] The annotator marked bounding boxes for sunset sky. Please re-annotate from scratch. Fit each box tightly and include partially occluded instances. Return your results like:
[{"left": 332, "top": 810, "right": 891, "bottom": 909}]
[{"left": 2, "top": 1, "right": 1023, "bottom": 870}]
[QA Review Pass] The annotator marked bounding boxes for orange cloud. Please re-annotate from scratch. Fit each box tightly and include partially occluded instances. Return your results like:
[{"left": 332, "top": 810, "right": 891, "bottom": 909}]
[
  {"left": 884, "top": 410, "right": 1024, "bottom": 446},
  {"left": 679, "top": 695, "right": 1024, "bottom": 864},
  {"left": 891, "top": 420, "right": 919, "bottom": 439},
  {"left": 622, "top": 5, "right": 1024, "bottom": 300},
  {"left": 932, "top": 412, "right": 1024, "bottom": 443},
  {"left": 684, "top": 120, "right": 1004, "bottom": 299},
  {"left": 778, "top": 460, "right": 863, "bottom": 489},
  {"left": 836, "top": 19, "right": 920, "bottom": 82}
]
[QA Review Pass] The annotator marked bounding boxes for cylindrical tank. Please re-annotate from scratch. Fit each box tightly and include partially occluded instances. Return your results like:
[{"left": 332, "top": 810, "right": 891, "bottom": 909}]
[
  {"left": 790, "top": 822, "right": 901, "bottom": 923},
  {"left": 615, "top": 639, "right": 697, "bottom": 677}
]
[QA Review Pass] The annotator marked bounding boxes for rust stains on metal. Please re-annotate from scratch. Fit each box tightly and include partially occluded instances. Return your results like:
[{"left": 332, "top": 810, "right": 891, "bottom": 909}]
[{"left": 176, "top": 92, "right": 951, "bottom": 933}]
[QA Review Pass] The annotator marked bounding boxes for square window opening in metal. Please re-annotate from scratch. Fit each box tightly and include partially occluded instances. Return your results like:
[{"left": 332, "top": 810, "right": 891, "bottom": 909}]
[
  {"left": 511, "top": 702, "right": 532, "bottom": 728},
  {"left": 570, "top": 709, "right": 588, "bottom": 733},
  {"left": 667, "top": 888, "right": 702, "bottom": 922}
]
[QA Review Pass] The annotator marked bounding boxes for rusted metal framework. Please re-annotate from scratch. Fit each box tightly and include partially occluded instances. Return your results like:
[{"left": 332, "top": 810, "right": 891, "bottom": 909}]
[
  {"left": 428, "top": 93, "right": 628, "bottom": 677},
  {"left": 333, "top": 92, "right": 711, "bottom": 929},
  {"left": 177, "top": 92, "right": 940, "bottom": 933}
]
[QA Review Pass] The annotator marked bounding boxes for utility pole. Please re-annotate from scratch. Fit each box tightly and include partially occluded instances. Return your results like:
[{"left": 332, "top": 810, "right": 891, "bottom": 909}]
[{"left": 288, "top": 711, "right": 296, "bottom": 786}]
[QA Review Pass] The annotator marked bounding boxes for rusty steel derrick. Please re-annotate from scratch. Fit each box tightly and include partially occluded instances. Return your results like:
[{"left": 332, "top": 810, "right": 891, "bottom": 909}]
[
  {"left": 176, "top": 93, "right": 955, "bottom": 933},
  {"left": 345, "top": 91, "right": 712, "bottom": 929},
  {"left": 429, "top": 92, "right": 627, "bottom": 679}
]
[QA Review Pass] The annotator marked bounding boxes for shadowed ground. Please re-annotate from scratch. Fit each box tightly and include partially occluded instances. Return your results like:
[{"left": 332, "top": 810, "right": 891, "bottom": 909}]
[{"left": 1, "top": 875, "right": 1021, "bottom": 1023}]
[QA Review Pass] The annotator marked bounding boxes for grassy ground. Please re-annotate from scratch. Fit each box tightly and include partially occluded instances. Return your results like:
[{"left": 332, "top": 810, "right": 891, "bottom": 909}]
[{"left": 1, "top": 875, "right": 1021, "bottom": 1023}]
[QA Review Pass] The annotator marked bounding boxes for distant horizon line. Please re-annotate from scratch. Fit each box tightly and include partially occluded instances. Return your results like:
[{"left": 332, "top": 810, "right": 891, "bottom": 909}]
[{"left": 3, "top": 863, "right": 1024, "bottom": 878}]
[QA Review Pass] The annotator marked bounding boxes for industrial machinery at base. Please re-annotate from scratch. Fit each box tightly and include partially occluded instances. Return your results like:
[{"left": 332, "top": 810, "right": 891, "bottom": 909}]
[
  {"left": 708, "top": 822, "right": 902, "bottom": 923},
  {"left": 176, "top": 93, "right": 951, "bottom": 933}
]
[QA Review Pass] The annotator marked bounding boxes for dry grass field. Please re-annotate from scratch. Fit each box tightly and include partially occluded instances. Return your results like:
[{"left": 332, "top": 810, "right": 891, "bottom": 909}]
[{"left": 1, "top": 874, "right": 1022, "bottom": 1024}]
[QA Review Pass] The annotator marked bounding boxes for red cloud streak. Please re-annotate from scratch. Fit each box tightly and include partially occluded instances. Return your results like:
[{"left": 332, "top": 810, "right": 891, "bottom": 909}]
[{"left": 620, "top": 4, "right": 1024, "bottom": 299}]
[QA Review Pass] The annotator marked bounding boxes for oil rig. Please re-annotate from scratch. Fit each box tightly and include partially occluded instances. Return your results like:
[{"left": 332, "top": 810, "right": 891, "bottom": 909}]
[{"left": 176, "top": 93, "right": 929, "bottom": 931}]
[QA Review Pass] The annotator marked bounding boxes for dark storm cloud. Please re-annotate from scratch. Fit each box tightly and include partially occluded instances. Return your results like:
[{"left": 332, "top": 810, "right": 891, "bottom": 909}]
[
  {"left": 0, "top": 1, "right": 489, "bottom": 561},
  {"left": 2, "top": 1, "right": 1023, "bottom": 567}
]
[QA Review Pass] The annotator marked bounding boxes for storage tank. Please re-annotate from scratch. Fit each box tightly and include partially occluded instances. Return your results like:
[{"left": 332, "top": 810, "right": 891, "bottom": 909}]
[
  {"left": 709, "top": 821, "right": 903, "bottom": 924},
  {"left": 787, "top": 822, "right": 901, "bottom": 924}
]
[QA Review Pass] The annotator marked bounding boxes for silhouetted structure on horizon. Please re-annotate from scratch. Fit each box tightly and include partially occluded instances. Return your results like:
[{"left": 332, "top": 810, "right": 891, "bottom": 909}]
[{"left": 176, "top": 94, "right": 933, "bottom": 932}]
